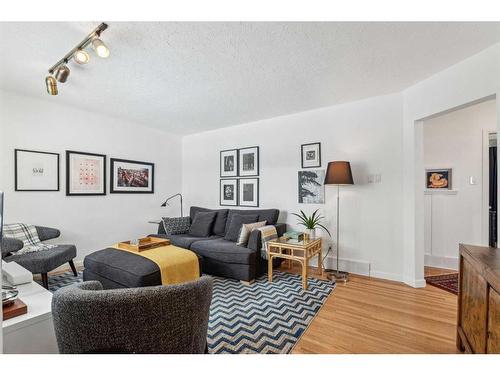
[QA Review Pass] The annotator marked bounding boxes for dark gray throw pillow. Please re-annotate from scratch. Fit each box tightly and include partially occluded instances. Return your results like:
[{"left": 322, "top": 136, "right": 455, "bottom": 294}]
[
  {"left": 162, "top": 216, "right": 191, "bottom": 235},
  {"left": 224, "top": 214, "right": 259, "bottom": 242},
  {"left": 188, "top": 211, "right": 217, "bottom": 237}
]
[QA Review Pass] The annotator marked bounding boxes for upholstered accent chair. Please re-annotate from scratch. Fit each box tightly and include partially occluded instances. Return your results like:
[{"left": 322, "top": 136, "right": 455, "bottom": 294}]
[
  {"left": 1, "top": 226, "right": 77, "bottom": 289},
  {"left": 51, "top": 276, "right": 213, "bottom": 354}
]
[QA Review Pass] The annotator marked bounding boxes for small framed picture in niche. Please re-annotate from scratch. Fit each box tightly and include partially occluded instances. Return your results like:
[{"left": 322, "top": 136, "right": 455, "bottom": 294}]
[
  {"left": 425, "top": 168, "right": 452, "bottom": 189},
  {"left": 239, "top": 178, "right": 259, "bottom": 207},
  {"left": 301, "top": 142, "right": 321, "bottom": 168},
  {"left": 220, "top": 149, "right": 238, "bottom": 177},
  {"left": 220, "top": 179, "right": 238, "bottom": 206}
]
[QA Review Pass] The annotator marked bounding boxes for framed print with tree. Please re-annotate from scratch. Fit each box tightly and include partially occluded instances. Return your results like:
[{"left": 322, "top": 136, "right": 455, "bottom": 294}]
[
  {"left": 239, "top": 178, "right": 259, "bottom": 207},
  {"left": 110, "top": 158, "right": 154, "bottom": 194},
  {"left": 220, "top": 179, "right": 238, "bottom": 206},
  {"left": 15, "top": 149, "right": 59, "bottom": 191},
  {"left": 301, "top": 142, "right": 321, "bottom": 168},
  {"left": 298, "top": 169, "right": 325, "bottom": 204},
  {"left": 239, "top": 146, "right": 259, "bottom": 176},
  {"left": 220, "top": 149, "right": 238, "bottom": 177},
  {"left": 66, "top": 150, "right": 106, "bottom": 196}
]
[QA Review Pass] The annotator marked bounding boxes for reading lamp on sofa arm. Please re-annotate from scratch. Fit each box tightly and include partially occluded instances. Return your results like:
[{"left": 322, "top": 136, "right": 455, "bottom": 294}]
[{"left": 161, "top": 193, "right": 183, "bottom": 217}]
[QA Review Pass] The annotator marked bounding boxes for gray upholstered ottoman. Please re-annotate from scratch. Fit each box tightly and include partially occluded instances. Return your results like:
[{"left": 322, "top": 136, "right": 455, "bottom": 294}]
[{"left": 83, "top": 248, "right": 202, "bottom": 289}]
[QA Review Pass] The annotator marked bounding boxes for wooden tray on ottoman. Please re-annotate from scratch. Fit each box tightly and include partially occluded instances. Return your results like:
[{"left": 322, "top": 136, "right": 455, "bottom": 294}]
[{"left": 118, "top": 237, "right": 170, "bottom": 252}]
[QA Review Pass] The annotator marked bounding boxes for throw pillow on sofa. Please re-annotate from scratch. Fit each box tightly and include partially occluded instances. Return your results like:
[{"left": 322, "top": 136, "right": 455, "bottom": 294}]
[
  {"left": 224, "top": 214, "right": 259, "bottom": 242},
  {"left": 162, "top": 216, "right": 191, "bottom": 235},
  {"left": 188, "top": 211, "right": 217, "bottom": 237},
  {"left": 236, "top": 221, "right": 267, "bottom": 246}
]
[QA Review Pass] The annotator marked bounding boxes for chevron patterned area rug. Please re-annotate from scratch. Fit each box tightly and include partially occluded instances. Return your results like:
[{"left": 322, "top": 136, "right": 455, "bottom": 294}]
[
  {"left": 42, "top": 270, "right": 335, "bottom": 354},
  {"left": 207, "top": 271, "right": 335, "bottom": 354}
]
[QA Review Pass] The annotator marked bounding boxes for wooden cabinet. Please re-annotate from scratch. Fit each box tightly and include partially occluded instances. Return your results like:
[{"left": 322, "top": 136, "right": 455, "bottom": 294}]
[{"left": 457, "top": 244, "right": 500, "bottom": 353}]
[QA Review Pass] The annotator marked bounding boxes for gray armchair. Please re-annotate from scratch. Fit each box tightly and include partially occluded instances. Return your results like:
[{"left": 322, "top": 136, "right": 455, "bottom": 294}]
[
  {"left": 51, "top": 276, "right": 213, "bottom": 354},
  {"left": 1, "top": 226, "right": 77, "bottom": 289}
]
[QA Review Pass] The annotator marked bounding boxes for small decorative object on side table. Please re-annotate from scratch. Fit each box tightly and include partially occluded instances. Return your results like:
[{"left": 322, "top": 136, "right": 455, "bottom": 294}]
[{"left": 267, "top": 237, "right": 323, "bottom": 289}]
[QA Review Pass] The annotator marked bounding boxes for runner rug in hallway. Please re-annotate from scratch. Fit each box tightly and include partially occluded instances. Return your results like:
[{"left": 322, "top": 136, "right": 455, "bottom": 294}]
[
  {"left": 425, "top": 273, "right": 458, "bottom": 295},
  {"left": 40, "top": 270, "right": 335, "bottom": 354}
]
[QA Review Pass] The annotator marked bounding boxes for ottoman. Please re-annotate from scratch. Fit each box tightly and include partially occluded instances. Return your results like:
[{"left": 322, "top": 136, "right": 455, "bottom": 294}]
[{"left": 83, "top": 247, "right": 202, "bottom": 289}]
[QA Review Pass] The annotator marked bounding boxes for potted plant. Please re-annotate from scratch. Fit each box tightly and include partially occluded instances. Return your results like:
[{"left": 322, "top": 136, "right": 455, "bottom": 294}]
[{"left": 292, "top": 209, "right": 331, "bottom": 239}]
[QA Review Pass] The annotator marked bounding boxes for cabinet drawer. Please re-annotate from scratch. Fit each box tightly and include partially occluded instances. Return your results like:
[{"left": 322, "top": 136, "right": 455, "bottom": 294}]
[
  {"left": 461, "top": 259, "right": 488, "bottom": 353},
  {"left": 488, "top": 287, "right": 500, "bottom": 353}
]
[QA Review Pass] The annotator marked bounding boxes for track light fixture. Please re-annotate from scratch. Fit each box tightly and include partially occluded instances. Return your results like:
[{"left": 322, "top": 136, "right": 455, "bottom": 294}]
[{"left": 45, "top": 23, "right": 110, "bottom": 95}]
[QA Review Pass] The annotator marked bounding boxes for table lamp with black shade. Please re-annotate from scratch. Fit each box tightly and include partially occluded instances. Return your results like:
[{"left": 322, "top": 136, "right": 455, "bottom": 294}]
[{"left": 324, "top": 161, "right": 354, "bottom": 283}]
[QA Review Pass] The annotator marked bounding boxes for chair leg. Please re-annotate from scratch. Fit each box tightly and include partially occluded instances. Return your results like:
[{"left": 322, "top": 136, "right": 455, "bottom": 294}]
[
  {"left": 69, "top": 260, "right": 78, "bottom": 276},
  {"left": 41, "top": 273, "right": 49, "bottom": 289}
]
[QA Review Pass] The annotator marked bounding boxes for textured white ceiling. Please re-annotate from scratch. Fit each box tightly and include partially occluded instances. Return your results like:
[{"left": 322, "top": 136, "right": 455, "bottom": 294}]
[{"left": 1, "top": 22, "right": 499, "bottom": 134}]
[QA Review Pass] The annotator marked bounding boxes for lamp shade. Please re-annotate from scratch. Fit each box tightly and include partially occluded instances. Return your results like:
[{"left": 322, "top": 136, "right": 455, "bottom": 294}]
[{"left": 324, "top": 161, "right": 354, "bottom": 185}]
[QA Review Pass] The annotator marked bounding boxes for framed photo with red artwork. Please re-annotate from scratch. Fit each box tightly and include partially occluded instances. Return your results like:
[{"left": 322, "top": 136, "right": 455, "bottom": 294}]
[{"left": 66, "top": 150, "right": 106, "bottom": 196}]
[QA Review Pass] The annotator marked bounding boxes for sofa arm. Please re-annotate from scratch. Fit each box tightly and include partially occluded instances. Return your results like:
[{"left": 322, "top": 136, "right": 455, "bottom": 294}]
[
  {"left": 1, "top": 237, "right": 24, "bottom": 257},
  {"left": 36, "top": 226, "right": 60, "bottom": 241},
  {"left": 157, "top": 222, "right": 166, "bottom": 235},
  {"left": 275, "top": 223, "right": 287, "bottom": 237},
  {"left": 247, "top": 223, "right": 287, "bottom": 251}
]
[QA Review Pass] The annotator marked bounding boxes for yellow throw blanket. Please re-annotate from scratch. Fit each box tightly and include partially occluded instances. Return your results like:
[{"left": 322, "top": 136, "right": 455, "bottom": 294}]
[{"left": 113, "top": 244, "right": 199, "bottom": 285}]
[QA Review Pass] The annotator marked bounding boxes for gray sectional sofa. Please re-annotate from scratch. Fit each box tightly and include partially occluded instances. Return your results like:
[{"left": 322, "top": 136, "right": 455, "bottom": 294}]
[{"left": 152, "top": 206, "right": 286, "bottom": 282}]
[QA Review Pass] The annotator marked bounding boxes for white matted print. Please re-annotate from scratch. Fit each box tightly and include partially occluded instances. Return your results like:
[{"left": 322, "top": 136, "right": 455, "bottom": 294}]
[
  {"left": 220, "top": 149, "right": 238, "bottom": 177},
  {"left": 239, "top": 178, "right": 259, "bottom": 207},
  {"left": 238, "top": 146, "right": 259, "bottom": 176},
  {"left": 301, "top": 142, "right": 321, "bottom": 168},
  {"left": 111, "top": 158, "right": 154, "bottom": 193},
  {"left": 66, "top": 151, "right": 106, "bottom": 196},
  {"left": 220, "top": 179, "right": 238, "bottom": 206},
  {"left": 15, "top": 149, "right": 59, "bottom": 191}
]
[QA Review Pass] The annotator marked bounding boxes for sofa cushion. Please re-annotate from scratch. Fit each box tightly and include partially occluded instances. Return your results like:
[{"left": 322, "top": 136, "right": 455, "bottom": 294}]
[
  {"left": 188, "top": 211, "right": 217, "bottom": 237},
  {"left": 190, "top": 207, "right": 229, "bottom": 236},
  {"left": 236, "top": 221, "right": 267, "bottom": 246},
  {"left": 4, "top": 244, "right": 76, "bottom": 274},
  {"left": 224, "top": 214, "right": 259, "bottom": 242},
  {"left": 161, "top": 216, "right": 190, "bottom": 235},
  {"left": 225, "top": 209, "right": 279, "bottom": 233},
  {"left": 190, "top": 238, "right": 256, "bottom": 265},
  {"left": 167, "top": 234, "right": 220, "bottom": 249}
]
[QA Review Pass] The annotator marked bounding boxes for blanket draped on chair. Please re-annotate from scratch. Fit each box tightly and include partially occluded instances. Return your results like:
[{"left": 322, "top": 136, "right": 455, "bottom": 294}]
[
  {"left": 255, "top": 225, "right": 278, "bottom": 260},
  {"left": 3, "top": 223, "right": 56, "bottom": 254}
]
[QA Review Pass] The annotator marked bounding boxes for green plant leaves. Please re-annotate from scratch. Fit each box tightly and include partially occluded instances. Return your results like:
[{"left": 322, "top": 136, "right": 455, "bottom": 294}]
[{"left": 291, "top": 209, "right": 331, "bottom": 236}]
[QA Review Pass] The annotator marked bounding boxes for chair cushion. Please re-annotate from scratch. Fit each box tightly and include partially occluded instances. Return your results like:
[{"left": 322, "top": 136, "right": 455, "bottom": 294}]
[
  {"left": 167, "top": 234, "right": 220, "bottom": 249},
  {"left": 4, "top": 244, "right": 76, "bottom": 274},
  {"left": 190, "top": 207, "right": 229, "bottom": 236},
  {"left": 190, "top": 238, "right": 256, "bottom": 265},
  {"left": 188, "top": 211, "right": 217, "bottom": 237},
  {"left": 224, "top": 214, "right": 259, "bottom": 242}
]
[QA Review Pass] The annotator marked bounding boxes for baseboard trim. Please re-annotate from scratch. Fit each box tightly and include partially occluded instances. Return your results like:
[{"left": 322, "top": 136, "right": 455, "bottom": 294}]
[
  {"left": 369, "top": 270, "right": 404, "bottom": 283},
  {"left": 424, "top": 254, "right": 458, "bottom": 270},
  {"left": 314, "top": 255, "right": 370, "bottom": 277},
  {"left": 403, "top": 277, "right": 427, "bottom": 288}
]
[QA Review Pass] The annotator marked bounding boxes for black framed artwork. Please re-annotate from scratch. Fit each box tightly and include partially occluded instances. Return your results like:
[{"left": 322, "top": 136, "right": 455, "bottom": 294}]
[
  {"left": 220, "top": 149, "right": 238, "bottom": 177},
  {"left": 15, "top": 149, "right": 60, "bottom": 191},
  {"left": 220, "top": 179, "right": 238, "bottom": 206},
  {"left": 301, "top": 142, "right": 321, "bottom": 168},
  {"left": 110, "top": 158, "right": 155, "bottom": 194},
  {"left": 239, "top": 178, "right": 259, "bottom": 207},
  {"left": 238, "top": 146, "right": 259, "bottom": 176},
  {"left": 66, "top": 150, "right": 106, "bottom": 196},
  {"left": 426, "top": 168, "right": 452, "bottom": 189}
]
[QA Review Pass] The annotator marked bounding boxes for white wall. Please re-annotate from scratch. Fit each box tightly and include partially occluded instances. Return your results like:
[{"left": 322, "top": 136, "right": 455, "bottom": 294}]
[
  {"left": 0, "top": 90, "right": 183, "bottom": 263},
  {"left": 183, "top": 93, "right": 405, "bottom": 281},
  {"left": 423, "top": 99, "right": 496, "bottom": 269},
  {"left": 402, "top": 43, "right": 500, "bottom": 287}
]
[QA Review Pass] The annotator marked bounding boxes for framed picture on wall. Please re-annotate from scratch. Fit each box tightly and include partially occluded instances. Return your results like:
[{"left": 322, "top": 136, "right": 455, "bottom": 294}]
[
  {"left": 66, "top": 150, "right": 106, "bottom": 196},
  {"left": 239, "top": 146, "right": 259, "bottom": 176},
  {"left": 298, "top": 169, "right": 325, "bottom": 203},
  {"left": 220, "top": 179, "right": 238, "bottom": 206},
  {"left": 15, "top": 149, "right": 60, "bottom": 191},
  {"left": 110, "top": 158, "right": 154, "bottom": 194},
  {"left": 301, "top": 142, "right": 321, "bottom": 168},
  {"left": 220, "top": 149, "right": 238, "bottom": 177},
  {"left": 425, "top": 168, "right": 452, "bottom": 189},
  {"left": 239, "top": 178, "right": 259, "bottom": 207}
]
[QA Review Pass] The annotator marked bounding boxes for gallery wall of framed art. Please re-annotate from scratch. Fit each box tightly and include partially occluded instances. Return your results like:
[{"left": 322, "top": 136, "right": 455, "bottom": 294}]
[
  {"left": 298, "top": 142, "right": 324, "bottom": 204},
  {"left": 219, "top": 146, "right": 260, "bottom": 207},
  {"left": 14, "top": 149, "right": 60, "bottom": 191}
]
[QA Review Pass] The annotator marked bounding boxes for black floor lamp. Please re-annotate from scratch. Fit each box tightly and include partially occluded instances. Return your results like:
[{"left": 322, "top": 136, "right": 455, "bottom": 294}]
[
  {"left": 324, "top": 161, "right": 354, "bottom": 283},
  {"left": 161, "top": 193, "right": 183, "bottom": 217}
]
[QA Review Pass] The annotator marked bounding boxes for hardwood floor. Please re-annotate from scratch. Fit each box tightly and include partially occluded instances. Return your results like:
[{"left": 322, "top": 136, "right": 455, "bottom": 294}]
[
  {"left": 425, "top": 266, "right": 458, "bottom": 277},
  {"left": 283, "top": 264, "right": 458, "bottom": 353}
]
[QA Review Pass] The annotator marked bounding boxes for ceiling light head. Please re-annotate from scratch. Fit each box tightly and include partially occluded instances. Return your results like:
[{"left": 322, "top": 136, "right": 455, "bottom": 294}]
[
  {"left": 74, "top": 49, "right": 90, "bottom": 64},
  {"left": 92, "top": 38, "right": 110, "bottom": 58},
  {"left": 45, "top": 76, "right": 58, "bottom": 95},
  {"left": 54, "top": 64, "right": 70, "bottom": 83}
]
